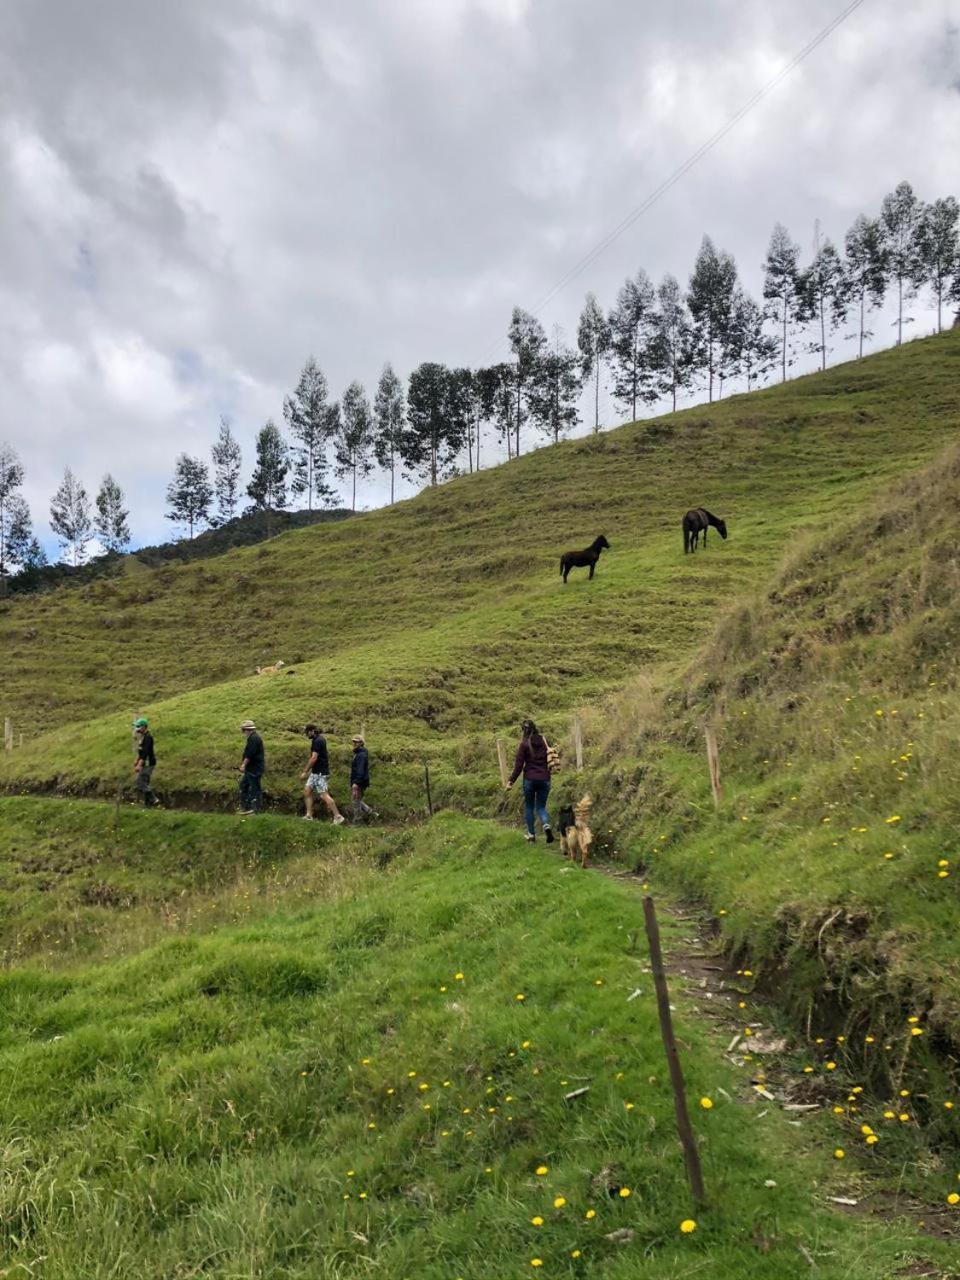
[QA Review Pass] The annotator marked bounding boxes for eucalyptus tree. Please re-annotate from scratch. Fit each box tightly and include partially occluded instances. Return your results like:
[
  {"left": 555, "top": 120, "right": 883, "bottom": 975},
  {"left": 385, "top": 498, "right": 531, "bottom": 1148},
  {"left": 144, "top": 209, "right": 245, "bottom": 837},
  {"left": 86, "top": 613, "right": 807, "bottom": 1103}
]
[{"left": 844, "top": 215, "right": 888, "bottom": 358}]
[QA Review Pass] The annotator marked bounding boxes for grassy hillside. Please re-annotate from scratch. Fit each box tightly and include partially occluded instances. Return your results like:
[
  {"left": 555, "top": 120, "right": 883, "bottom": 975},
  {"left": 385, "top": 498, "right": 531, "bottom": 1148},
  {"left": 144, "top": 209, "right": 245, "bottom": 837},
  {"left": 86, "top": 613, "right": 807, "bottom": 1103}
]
[
  {"left": 581, "top": 436, "right": 960, "bottom": 1109},
  {"left": 2, "top": 333, "right": 959, "bottom": 815},
  {"left": 3, "top": 804, "right": 957, "bottom": 1279}
]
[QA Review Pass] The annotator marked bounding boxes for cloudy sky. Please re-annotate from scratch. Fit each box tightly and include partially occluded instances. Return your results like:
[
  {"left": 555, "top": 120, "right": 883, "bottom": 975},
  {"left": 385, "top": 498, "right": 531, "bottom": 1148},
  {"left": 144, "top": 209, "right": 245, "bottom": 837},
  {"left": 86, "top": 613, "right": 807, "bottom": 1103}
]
[{"left": 2, "top": 0, "right": 958, "bottom": 552}]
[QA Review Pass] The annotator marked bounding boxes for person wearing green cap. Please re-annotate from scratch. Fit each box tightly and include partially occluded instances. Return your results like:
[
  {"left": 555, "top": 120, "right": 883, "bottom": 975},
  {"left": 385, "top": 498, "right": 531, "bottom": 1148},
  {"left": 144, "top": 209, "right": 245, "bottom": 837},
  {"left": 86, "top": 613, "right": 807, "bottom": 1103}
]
[{"left": 132, "top": 717, "right": 159, "bottom": 807}]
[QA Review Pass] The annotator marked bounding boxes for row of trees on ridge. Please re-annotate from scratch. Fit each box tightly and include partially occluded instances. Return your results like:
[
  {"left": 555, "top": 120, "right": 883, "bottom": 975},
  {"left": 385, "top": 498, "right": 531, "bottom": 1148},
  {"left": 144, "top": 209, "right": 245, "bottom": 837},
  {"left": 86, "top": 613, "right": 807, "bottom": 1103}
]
[{"left": 1, "top": 180, "right": 958, "bottom": 573}]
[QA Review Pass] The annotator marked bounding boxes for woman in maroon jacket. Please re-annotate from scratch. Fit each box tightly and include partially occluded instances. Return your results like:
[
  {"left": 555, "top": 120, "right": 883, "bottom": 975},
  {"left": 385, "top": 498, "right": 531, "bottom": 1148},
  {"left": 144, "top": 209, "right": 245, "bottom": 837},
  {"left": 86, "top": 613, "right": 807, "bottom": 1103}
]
[{"left": 506, "top": 718, "right": 554, "bottom": 844}]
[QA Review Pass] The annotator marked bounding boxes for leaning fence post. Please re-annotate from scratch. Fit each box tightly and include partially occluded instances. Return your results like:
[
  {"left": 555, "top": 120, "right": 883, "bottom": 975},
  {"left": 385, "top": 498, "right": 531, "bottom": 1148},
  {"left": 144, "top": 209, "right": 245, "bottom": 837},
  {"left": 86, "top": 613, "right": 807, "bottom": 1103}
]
[
  {"left": 424, "top": 763, "right": 434, "bottom": 816},
  {"left": 643, "top": 895, "right": 707, "bottom": 1207},
  {"left": 496, "top": 738, "right": 508, "bottom": 788},
  {"left": 704, "top": 726, "right": 723, "bottom": 808},
  {"left": 3, "top": 718, "right": 11, "bottom": 753},
  {"left": 574, "top": 717, "right": 584, "bottom": 772}
]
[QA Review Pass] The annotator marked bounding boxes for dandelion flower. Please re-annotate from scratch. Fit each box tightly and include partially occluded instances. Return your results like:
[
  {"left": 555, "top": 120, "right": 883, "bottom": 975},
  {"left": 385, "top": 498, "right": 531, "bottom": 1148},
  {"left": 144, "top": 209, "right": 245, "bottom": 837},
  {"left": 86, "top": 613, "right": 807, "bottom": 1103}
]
[
  {"left": 866, "top": 1135, "right": 878, "bottom": 1146},
  {"left": 554, "top": 1196, "right": 566, "bottom": 1208},
  {"left": 826, "top": 1062, "right": 837, "bottom": 1071},
  {"left": 884, "top": 1110, "right": 896, "bottom": 1120},
  {"left": 516, "top": 993, "right": 526, "bottom": 1002},
  {"left": 948, "top": 1193, "right": 959, "bottom": 1206},
  {"left": 531, "top": 1216, "right": 544, "bottom": 1227},
  {"left": 834, "top": 1149, "right": 845, "bottom": 1159},
  {"left": 585, "top": 1208, "right": 596, "bottom": 1219},
  {"left": 899, "top": 1114, "right": 911, "bottom": 1123},
  {"left": 945, "top": 1102, "right": 955, "bottom": 1110},
  {"left": 522, "top": 1040, "right": 531, "bottom": 1049},
  {"left": 899, "top": 1089, "right": 910, "bottom": 1097},
  {"left": 700, "top": 1097, "right": 713, "bottom": 1109},
  {"left": 530, "top": 1260, "right": 543, "bottom": 1268},
  {"left": 625, "top": 1102, "right": 635, "bottom": 1111},
  {"left": 680, "top": 1219, "right": 697, "bottom": 1233},
  {"left": 911, "top": 1027, "right": 925, "bottom": 1036},
  {"left": 536, "top": 1165, "right": 548, "bottom": 1176},
  {"left": 455, "top": 972, "right": 464, "bottom": 980},
  {"left": 618, "top": 1187, "right": 632, "bottom": 1198},
  {"left": 367, "top": 1122, "right": 377, "bottom": 1130},
  {"left": 571, "top": 1249, "right": 581, "bottom": 1258}
]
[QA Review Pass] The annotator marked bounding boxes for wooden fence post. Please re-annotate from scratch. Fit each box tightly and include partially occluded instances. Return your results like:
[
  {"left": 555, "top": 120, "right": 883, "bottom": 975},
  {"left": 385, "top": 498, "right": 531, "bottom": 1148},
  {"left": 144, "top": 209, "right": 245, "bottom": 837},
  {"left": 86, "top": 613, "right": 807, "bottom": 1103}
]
[
  {"left": 574, "top": 718, "right": 583, "bottom": 772},
  {"left": 496, "top": 738, "right": 508, "bottom": 788},
  {"left": 704, "top": 726, "right": 723, "bottom": 808},
  {"left": 642, "top": 895, "right": 707, "bottom": 1207},
  {"left": 3, "top": 718, "right": 11, "bottom": 752},
  {"left": 424, "top": 763, "right": 434, "bottom": 816}
]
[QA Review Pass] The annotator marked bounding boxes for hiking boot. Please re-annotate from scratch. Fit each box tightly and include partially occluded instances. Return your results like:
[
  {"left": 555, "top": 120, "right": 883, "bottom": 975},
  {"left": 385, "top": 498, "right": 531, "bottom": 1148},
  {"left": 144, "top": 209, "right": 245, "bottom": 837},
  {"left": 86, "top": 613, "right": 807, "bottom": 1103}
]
[
  {"left": 333, "top": 814, "right": 346, "bottom": 826},
  {"left": 524, "top": 833, "right": 535, "bottom": 843},
  {"left": 543, "top": 825, "right": 554, "bottom": 844}
]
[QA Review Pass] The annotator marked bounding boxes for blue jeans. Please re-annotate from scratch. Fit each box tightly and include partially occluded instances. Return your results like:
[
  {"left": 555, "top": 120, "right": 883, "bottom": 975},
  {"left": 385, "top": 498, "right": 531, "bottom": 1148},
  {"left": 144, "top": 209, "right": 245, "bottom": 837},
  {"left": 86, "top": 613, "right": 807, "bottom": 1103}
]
[
  {"left": 523, "top": 778, "right": 551, "bottom": 836},
  {"left": 239, "top": 772, "right": 262, "bottom": 813}
]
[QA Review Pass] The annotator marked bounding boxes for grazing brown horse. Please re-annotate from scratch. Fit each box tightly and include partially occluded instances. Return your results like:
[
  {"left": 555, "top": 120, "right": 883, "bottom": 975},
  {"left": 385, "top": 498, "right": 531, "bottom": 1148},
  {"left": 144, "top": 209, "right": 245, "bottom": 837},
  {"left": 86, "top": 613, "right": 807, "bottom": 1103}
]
[
  {"left": 560, "top": 535, "right": 610, "bottom": 583},
  {"left": 683, "top": 508, "right": 727, "bottom": 554}
]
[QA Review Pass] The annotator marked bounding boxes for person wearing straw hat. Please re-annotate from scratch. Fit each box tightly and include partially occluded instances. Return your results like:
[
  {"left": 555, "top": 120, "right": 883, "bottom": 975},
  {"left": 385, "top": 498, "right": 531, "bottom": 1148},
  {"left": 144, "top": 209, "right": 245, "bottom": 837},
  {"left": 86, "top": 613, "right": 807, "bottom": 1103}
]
[
  {"left": 132, "top": 716, "right": 160, "bottom": 807},
  {"left": 350, "top": 733, "right": 378, "bottom": 824},
  {"left": 239, "top": 719, "right": 265, "bottom": 814}
]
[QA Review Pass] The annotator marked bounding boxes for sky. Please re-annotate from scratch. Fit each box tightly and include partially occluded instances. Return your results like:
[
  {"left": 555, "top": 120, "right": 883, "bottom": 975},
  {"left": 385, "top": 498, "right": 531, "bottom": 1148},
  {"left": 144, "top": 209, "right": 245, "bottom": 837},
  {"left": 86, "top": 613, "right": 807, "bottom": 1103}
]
[{"left": 2, "top": 0, "right": 959, "bottom": 553}]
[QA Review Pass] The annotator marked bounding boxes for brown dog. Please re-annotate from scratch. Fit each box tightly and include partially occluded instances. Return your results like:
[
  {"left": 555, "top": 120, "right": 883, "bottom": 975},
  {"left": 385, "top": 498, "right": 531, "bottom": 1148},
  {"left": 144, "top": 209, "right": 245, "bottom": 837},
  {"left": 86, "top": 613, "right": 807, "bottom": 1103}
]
[{"left": 558, "top": 795, "right": 593, "bottom": 868}]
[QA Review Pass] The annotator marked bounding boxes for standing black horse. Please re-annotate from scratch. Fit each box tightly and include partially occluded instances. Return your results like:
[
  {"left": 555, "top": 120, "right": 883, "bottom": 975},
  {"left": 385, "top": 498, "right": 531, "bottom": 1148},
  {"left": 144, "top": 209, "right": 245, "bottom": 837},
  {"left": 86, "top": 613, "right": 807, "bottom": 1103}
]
[
  {"left": 560, "top": 535, "right": 610, "bottom": 583},
  {"left": 683, "top": 508, "right": 727, "bottom": 554}
]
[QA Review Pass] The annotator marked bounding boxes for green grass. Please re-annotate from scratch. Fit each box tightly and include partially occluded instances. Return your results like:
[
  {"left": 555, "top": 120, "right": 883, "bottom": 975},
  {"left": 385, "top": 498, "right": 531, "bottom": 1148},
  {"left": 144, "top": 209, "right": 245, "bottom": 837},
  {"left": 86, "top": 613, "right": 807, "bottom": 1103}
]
[
  {"left": 2, "top": 334, "right": 960, "bottom": 817},
  {"left": 580, "top": 436, "right": 960, "bottom": 1118},
  {"left": 2, "top": 806, "right": 957, "bottom": 1279}
]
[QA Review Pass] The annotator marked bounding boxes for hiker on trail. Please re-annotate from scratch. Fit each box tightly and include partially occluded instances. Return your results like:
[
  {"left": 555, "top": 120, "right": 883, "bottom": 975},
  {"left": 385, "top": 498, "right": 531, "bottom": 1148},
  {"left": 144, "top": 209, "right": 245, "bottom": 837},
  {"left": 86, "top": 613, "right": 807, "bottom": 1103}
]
[
  {"left": 505, "top": 718, "right": 554, "bottom": 844},
  {"left": 239, "top": 719, "right": 265, "bottom": 814},
  {"left": 350, "top": 734, "right": 378, "bottom": 824},
  {"left": 132, "top": 717, "right": 160, "bottom": 807},
  {"left": 300, "top": 724, "right": 345, "bottom": 824}
]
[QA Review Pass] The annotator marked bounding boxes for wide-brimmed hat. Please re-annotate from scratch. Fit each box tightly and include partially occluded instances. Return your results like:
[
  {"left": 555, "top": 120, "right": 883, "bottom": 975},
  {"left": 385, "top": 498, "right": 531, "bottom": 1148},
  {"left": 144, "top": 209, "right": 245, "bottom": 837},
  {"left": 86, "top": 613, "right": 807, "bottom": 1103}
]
[
  {"left": 352, "top": 734, "right": 365, "bottom": 745},
  {"left": 240, "top": 719, "right": 257, "bottom": 731}
]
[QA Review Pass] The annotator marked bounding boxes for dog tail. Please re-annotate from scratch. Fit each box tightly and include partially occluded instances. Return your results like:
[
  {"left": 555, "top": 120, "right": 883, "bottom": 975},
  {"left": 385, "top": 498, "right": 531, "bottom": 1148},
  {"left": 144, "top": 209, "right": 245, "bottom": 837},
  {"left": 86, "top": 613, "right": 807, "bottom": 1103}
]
[{"left": 574, "top": 793, "right": 592, "bottom": 823}]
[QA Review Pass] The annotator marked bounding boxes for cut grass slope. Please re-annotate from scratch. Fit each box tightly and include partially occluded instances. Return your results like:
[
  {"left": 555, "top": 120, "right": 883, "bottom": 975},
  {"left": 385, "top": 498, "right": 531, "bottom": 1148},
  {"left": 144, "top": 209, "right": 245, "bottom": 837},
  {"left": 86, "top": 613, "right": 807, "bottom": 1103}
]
[
  {"left": 2, "top": 804, "right": 955, "bottom": 1279},
  {"left": 2, "top": 333, "right": 960, "bottom": 816},
  {"left": 582, "top": 437, "right": 960, "bottom": 1110}
]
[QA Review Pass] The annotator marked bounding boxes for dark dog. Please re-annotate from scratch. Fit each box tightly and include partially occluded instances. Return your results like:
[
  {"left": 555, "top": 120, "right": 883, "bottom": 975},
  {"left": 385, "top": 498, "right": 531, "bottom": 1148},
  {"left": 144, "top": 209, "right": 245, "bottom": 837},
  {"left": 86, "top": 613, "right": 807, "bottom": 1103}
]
[{"left": 560, "top": 535, "right": 610, "bottom": 583}]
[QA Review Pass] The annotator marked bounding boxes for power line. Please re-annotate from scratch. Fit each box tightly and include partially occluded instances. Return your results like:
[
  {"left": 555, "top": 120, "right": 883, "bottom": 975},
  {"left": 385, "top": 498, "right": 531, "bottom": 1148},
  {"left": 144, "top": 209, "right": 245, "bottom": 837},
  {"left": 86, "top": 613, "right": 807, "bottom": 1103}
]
[{"left": 483, "top": 0, "right": 867, "bottom": 359}]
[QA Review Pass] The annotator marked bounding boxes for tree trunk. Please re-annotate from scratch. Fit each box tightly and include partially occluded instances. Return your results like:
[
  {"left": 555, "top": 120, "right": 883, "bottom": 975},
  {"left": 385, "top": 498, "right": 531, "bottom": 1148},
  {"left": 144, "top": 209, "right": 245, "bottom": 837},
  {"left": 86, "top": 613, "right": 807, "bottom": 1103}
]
[
  {"left": 819, "top": 292, "right": 826, "bottom": 372},
  {"left": 390, "top": 443, "right": 395, "bottom": 504},
  {"left": 781, "top": 297, "right": 787, "bottom": 382},
  {"left": 897, "top": 275, "right": 903, "bottom": 345},
  {"left": 859, "top": 291, "right": 864, "bottom": 360},
  {"left": 936, "top": 281, "right": 942, "bottom": 334},
  {"left": 594, "top": 360, "right": 600, "bottom": 433},
  {"left": 352, "top": 463, "right": 356, "bottom": 511}
]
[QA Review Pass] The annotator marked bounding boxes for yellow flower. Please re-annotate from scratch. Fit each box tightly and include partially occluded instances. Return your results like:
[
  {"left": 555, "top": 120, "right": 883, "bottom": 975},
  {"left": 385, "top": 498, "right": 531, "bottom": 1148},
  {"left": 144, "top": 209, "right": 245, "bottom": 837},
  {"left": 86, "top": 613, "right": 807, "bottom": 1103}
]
[
  {"left": 571, "top": 1249, "right": 581, "bottom": 1258},
  {"left": 907, "top": 1016, "right": 919, "bottom": 1024},
  {"left": 883, "top": 1110, "right": 895, "bottom": 1120},
  {"left": 594, "top": 978, "right": 603, "bottom": 986},
  {"left": 455, "top": 972, "right": 464, "bottom": 980},
  {"left": 367, "top": 1122, "right": 376, "bottom": 1130},
  {"left": 680, "top": 1219, "right": 697, "bottom": 1233},
  {"left": 861, "top": 1125, "right": 873, "bottom": 1136},
  {"left": 361, "top": 1058, "right": 371, "bottom": 1065},
  {"left": 407, "top": 1071, "right": 417, "bottom": 1078},
  {"left": 618, "top": 1187, "right": 632, "bottom": 1198},
  {"left": 866, "top": 1135, "right": 878, "bottom": 1146},
  {"left": 554, "top": 1196, "right": 566, "bottom": 1208},
  {"left": 625, "top": 1102, "right": 635, "bottom": 1111},
  {"left": 346, "top": 1169, "right": 355, "bottom": 1177},
  {"left": 516, "top": 993, "right": 526, "bottom": 1002},
  {"left": 885, "top": 815, "right": 901, "bottom": 824},
  {"left": 419, "top": 1082, "right": 429, "bottom": 1091},
  {"left": 833, "top": 1106, "right": 845, "bottom": 1115},
  {"left": 825, "top": 1062, "right": 837, "bottom": 1071},
  {"left": 948, "top": 1193, "right": 959, "bottom": 1206},
  {"left": 700, "top": 1097, "right": 713, "bottom": 1110},
  {"left": 585, "top": 1208, "right": 596, "bottom": 1219},
  {"left": 899, "top": 1113, "right": 911, "bottom": 1123},
  {"left": 945, "top": 1101, "right": 955, "bottom": 1110},
  {"left": 530, "top": 1261, "right": 543, "bottom": 1269},
  {"left": 531, "top": 1216, "right": 544, "bottom": 1227},
  {"left": 359, "top": 1191, "right": 367, "bottom": 1200},
  {"left": 900, "top": 1089, "right": 910, "bottom": 1097},
  {"left": 536, "top": 1165, "right": 548, "bottom": 1176},
  {"left": 939, "top": 870, "right": 950, "bottom": 878},
  {"left": 522, "top": 1040, "right": 531, "bottom": 1049},
  {"left": 938, "top": 859, "right": 950, "bottom": 868},
  {"left": 865, "top": 1036, "right": 875, "bottom": 1044},
  {"left": 911, "top": 1027, "right": 924, "bottom": 1036},
  {"left": 834, "top": 1149, "right": 845, "bottom": 1159}
]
